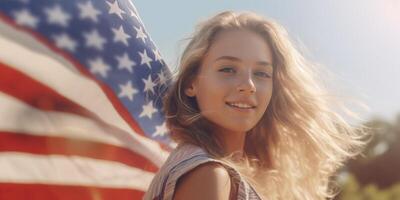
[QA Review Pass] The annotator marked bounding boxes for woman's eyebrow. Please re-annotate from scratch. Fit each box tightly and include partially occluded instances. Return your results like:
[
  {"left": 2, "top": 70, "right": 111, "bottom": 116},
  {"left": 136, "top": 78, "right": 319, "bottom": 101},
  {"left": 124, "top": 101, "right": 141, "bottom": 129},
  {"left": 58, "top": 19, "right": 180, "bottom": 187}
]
[
  {"left": 214, "top": 56, "right": 272, "bottom": 68},
  {"left": 256, "top": 61, "right": 273, "bottom": 69},
  {"left": 214, "top": 55, "right": 241, "bottom": 62}
]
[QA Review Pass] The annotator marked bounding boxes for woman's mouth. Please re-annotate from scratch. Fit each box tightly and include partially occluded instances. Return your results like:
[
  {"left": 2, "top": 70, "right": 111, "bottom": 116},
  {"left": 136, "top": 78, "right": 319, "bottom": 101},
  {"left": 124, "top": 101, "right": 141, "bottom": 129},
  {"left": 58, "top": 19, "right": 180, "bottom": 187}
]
[{"left": 226, "top": 102, "right": 256, "bottom": 110}]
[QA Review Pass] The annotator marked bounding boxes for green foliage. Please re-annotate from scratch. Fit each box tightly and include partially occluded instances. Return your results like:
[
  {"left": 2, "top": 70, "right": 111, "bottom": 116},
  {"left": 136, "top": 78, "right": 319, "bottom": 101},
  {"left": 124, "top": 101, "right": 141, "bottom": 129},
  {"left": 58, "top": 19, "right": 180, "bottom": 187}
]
[
  {"left": 338, "top": 174, "right": 400, "bottom": 200},
  {"left": 333, "top": 114, "right": 400, "bottom": 200},
  {"left": 361, "top": 115, "right": 400, "bottom": 159}
]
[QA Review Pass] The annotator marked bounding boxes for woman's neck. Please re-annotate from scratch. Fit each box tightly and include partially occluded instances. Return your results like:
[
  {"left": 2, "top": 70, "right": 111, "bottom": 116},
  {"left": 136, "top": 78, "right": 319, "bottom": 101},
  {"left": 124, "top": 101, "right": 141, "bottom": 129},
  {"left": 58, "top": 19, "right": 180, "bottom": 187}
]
[{"left": 215, "top": 130, "right": 246, "bottom": 158}]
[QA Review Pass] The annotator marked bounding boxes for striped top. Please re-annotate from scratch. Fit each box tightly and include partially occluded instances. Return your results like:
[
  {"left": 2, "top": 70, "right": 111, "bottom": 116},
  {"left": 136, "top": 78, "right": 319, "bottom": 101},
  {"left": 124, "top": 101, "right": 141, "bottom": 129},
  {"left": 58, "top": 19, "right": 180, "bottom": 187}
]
[{"left": 143, "top": 143, "right": 262, "bottom": 200}]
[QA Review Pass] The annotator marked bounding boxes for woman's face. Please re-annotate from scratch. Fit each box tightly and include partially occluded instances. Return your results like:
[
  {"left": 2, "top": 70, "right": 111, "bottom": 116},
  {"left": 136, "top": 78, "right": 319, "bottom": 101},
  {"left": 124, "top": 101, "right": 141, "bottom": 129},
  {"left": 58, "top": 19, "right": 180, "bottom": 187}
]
[{"left": 185, "top": 29, "right": 274, "bottom": 136}]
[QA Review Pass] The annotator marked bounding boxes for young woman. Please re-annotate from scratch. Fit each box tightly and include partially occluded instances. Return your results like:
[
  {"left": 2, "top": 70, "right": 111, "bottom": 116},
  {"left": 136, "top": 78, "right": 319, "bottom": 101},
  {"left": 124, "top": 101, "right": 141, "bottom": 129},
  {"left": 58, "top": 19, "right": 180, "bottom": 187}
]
[{"left": 144, "top": 11, "right": 370, "bottom": 200}]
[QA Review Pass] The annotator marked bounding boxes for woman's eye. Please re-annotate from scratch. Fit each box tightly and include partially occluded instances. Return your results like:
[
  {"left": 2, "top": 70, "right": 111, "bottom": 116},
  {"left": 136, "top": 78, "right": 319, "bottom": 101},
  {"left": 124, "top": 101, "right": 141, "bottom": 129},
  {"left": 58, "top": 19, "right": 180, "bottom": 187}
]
[
  {"left": 218, "top": 67, "right": 235, "bottom": 73},
  {"left": 255, "top": 71, "right": 271, "bottom": 78}
]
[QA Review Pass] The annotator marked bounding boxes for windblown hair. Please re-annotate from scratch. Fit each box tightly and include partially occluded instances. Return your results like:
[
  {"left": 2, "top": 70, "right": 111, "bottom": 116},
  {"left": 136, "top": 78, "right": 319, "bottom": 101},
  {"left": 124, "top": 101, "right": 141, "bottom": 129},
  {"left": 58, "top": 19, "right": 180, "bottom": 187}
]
[{"left": 163, "top": 11, "right": 370, "bottom": 200}]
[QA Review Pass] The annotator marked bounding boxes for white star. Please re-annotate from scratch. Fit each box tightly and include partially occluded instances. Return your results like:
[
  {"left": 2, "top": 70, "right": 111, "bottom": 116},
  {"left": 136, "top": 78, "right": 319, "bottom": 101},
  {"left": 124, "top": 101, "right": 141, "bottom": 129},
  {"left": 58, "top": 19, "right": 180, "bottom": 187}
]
[
  {"left": 152, "top": 122, "right": 168, "bottom": 137},
  {"left": 13, "top": 9, "right": 39, "bottom": 28},
  {"left": 129, "top": 9, "right": 141, "bottom": 22},
  {"left": 152, "top": 49, "right": 163, "bottom": 62},
  {"left": 142, "top": 74, "right": 157, "bottom": 94},
  {"left": 116, "top": 53, "right": 136, "bottom": 73},
  {"left": 44, "top": 5, "right": 71, "bottom": 27},
  {"left": 127, "top": 0, "right": 142, "bottom": 21},
  {"left": 138, "top": 49, "right": 152, "bottom": 69},
  {"left": 139, "top": 101, "right": 158, "bottom": 119},
  {"left": 112, "top": 25, "right": 130, "bottom": 46},
  {"left": 157, "top": 70, "right": 168, "bottom": 85},
  {"left": 83, "top": 29, "right": 106, "bottom": 51},
  {"left": 88, "top": 57, "right": 111, "bottom": 78},
  {"left": 134, "top": 26, "right": 147, "bottom": 43},
  {"left": 106, "top": 0, "right": 125, "bottom": 19},
  {"left": 53, "top": 33, "right": 77, "bottom": 52},
  {"left": 118, "top": 80, "right": 138, "bottom": 101},
  {"left": 77, "top": 1, "right": 101, "bottom": 23}
]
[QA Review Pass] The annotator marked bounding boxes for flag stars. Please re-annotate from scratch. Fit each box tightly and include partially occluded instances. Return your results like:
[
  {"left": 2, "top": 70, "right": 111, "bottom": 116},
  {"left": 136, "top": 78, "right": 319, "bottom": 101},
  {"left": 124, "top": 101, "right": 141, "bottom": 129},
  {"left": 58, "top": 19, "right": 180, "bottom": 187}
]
[
  {"left": 118, "top": 81, "right": 138, "bottom": 101},
  {"left": 128, "top": 1, "right": 140, "bottom": 17},
  {"left": 142, "top": 74, "right": 156, "bottom": 94},
  {"left": 157, "top": 70, "right": 168, "bottom": 86},
  {"left": 83, "top": 29, "right": 106, "bottom": 51},
  {"left": 152, "top": 122, "right": 168, "bottom": 137},
  {"left": 152, "top": 49, "right": 162, "bottom": 63},
  {"left": 44, "top": 5, "right": 71, "bottom": 27},
  {"left": 139, "top": 101, "right": 158, "bottom": 119},
  {"left": 106, "top": 0, "right": 125, "bottom": 19},
  {"left": 112, "top": 25, "right": 131, "bottom": 46},
  {"left": 128, "top": 1, "right": 143, "bottom": 23},
  {"left": 53, "top": 33, "right": 77, "bottom": 52},
  {"left": 129, "top": 9, "right": 141, "bottom": 22},
  {"left": 88, "top": 57, "right": 111, "bottom": 78},
  {"left": 116, "top": 53, "right": 136, "bottom": 73},
  {"left": 138, "top": 50, "right": 152, "bottom": 69},
  {"left": 13, "top": 9, "right": 39, "bottom": 28},
  {"left": 77, "top": 1, "right": 101, "bottom": 23},
  {"left": 8, "top": 1, "right": 172, "bottom": 148},
  {"left": 134, "top": 26, "right": 147, "bottom": 44}
]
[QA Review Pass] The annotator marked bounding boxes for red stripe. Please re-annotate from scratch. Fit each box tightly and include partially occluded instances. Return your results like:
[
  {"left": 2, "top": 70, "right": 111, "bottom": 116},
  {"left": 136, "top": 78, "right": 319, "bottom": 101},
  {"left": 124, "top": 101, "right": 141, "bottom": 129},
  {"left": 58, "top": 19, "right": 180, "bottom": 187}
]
[
  {"left": 0, "top": 13, "right": 152, "bottom": 139},
  {"left": 0, "top": 131, "right": 159, "bottom": 173},
  {"left": 0, "top": 183, "right": 144, "bottom": 200},
  {"left": 0, "top": 61, "right": 169, "bottom": 158},
  {"left": 0, "top": 63, "right": 168, "bottom": 164},
  {"left": 0, "top": 61, "right": 97, "bottom": 118}
]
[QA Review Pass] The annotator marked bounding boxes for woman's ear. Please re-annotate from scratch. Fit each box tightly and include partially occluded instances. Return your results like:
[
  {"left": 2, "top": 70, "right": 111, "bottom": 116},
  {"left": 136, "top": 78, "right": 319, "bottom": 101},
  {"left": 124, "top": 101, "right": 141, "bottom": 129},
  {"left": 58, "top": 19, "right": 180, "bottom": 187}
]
[{"left": 184, "top": 83, "right": 197, "bottom": 97}]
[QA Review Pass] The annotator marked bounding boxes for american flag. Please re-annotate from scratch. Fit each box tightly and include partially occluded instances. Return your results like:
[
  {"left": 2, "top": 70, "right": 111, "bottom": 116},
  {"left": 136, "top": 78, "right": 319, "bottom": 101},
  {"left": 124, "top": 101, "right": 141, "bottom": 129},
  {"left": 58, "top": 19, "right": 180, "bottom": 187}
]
[{"left": 0, "top": 0, "right": 173, "bottom": 199}]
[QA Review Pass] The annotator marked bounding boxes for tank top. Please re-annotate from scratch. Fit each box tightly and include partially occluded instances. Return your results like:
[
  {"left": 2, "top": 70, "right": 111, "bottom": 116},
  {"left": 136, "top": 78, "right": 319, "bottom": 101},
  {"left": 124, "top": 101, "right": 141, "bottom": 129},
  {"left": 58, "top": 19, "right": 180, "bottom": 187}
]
[{"left": 143, "top": 143, "right": 262, "bottom": 200}]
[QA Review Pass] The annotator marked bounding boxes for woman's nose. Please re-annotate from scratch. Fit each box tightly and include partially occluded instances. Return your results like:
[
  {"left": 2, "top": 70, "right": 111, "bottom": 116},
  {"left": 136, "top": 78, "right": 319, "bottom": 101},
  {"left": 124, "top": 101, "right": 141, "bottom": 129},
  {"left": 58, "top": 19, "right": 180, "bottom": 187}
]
[{"left": 236, "top": 72, "right": 256, "bottom": 94}]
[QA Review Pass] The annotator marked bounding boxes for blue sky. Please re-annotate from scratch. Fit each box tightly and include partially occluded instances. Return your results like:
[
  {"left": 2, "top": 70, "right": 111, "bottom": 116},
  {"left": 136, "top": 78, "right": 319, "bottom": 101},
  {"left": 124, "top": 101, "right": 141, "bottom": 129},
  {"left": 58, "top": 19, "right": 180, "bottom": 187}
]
[{"left": 134, "top": 0, "right": 400, "bottom": 122}]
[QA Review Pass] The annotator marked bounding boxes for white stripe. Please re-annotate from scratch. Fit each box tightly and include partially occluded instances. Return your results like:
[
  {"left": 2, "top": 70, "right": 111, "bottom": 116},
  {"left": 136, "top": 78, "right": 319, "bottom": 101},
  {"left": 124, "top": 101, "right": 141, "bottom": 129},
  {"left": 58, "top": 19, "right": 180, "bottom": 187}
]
[
  {"left": 0, "top": 21, "right": 133, "bottom": 139},
  {"left": 0, "top": 152, "right": 154, "bottom": 191},
  {"left": 0, "top": 92, "right": 169, "bottom": 166},
  {"left": 0, "top": 21, "right": 168, "bottom": 166},
  {"left": 0, "top": 18, "right": 80, "bottom": 74}
]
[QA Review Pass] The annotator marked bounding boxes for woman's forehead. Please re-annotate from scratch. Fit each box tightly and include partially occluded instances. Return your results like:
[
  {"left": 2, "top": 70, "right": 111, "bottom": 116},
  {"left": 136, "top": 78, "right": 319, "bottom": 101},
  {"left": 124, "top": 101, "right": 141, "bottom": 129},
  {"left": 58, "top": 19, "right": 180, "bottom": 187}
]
[{"left": 205, "top": 29, "right": 273, "bottom": 64}]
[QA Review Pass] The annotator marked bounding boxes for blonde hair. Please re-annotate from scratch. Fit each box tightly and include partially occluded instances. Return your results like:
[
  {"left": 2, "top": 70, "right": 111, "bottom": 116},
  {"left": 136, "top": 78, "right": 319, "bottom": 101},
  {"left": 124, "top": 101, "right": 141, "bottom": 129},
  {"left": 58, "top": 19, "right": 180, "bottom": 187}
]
[{"left": 163, "top": 11, "right": 370, "bottom": 199}]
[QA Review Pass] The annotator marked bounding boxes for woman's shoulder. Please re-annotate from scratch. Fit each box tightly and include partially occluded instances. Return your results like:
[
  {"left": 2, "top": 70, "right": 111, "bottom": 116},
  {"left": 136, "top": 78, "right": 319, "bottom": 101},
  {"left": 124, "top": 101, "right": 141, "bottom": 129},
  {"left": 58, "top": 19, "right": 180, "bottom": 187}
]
[
  {"left": 169, "top": 143, "right": 208, "bottom": 160},
  {"left": 173, "top": 162, "right": 232, "bottom": 200},
  {"left": 143, "top": 143, "right": 219, "bottom": 200},
  {"left": 160, "top": 143, "right": 210, "bottom": 170},
  {"left": 144, "top": 143, "right": 239, "bottom": 200}
]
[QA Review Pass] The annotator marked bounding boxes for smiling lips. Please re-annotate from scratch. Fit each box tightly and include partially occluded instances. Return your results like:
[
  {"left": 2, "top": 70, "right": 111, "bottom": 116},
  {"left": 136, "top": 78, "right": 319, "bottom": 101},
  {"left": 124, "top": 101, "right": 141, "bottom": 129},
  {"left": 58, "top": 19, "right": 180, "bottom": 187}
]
[{"left": 226, "top": 102, "right": 256, "bottom": 109}]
